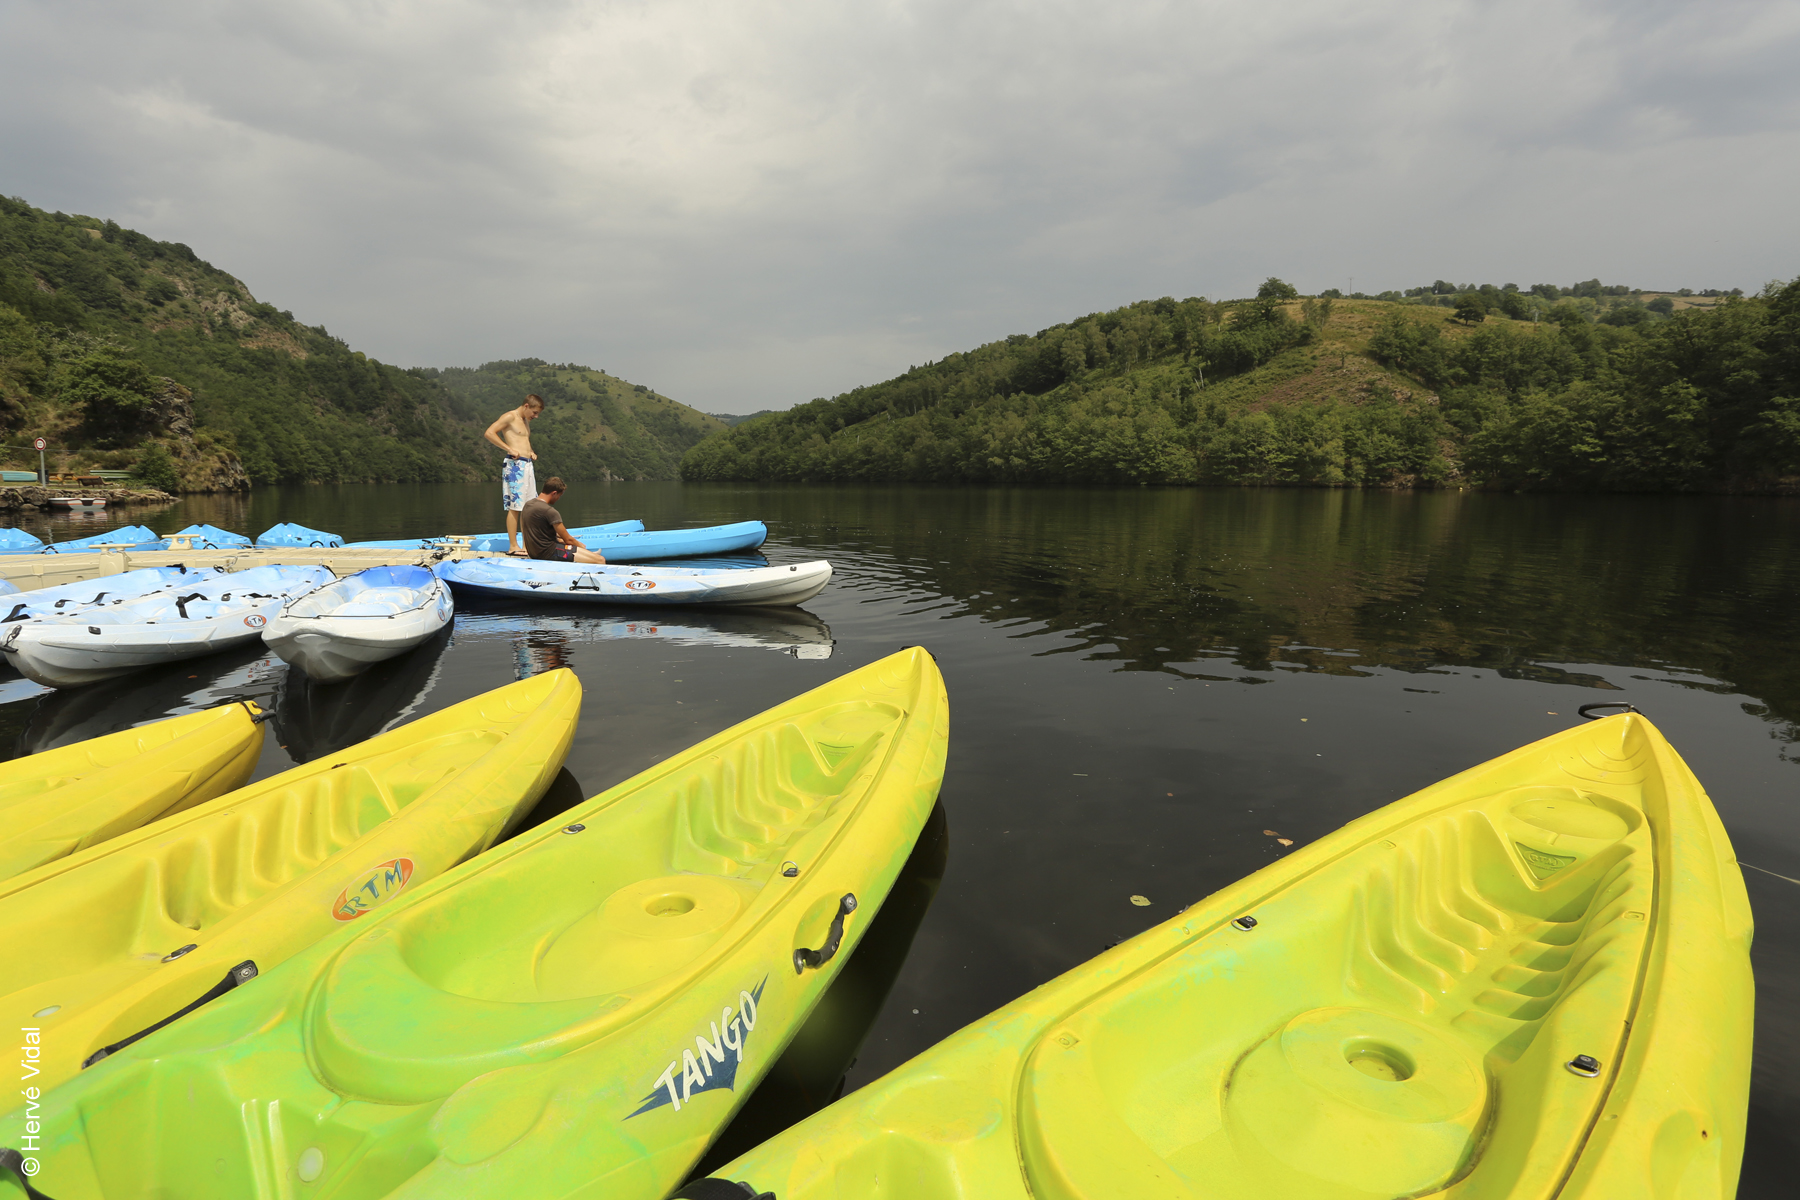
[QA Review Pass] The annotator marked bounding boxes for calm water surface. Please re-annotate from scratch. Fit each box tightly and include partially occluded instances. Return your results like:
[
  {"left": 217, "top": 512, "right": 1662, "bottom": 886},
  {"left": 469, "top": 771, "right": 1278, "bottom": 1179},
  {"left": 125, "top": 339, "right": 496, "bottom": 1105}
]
[{"left": 6, "top": 484, "right": 1798, "bottom": 1193}]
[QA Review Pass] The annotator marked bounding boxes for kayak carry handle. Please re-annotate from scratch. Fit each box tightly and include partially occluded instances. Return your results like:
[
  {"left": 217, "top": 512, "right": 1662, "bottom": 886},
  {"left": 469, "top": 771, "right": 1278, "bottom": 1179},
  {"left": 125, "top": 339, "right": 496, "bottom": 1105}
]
[
  {"left": 794, "top": 893, "right": 857, "bottom": 974},
  {"left": 80, "top": 960, "right": 258, "bottom": 1069},
  {"left": 172, "top": 592, "right": 207, "bottom": 619},
  {"left": 670, "top": 1180, "right": 776, "bottom": 1199},
  {"left": 0, "top": 1147, "right": 58, "bottom": 1200},
  {"left": 2, "top": 603, "right": 27, "bottom": 623},
  {"left": 1578, "top": 703, "right": 1641, "bottom": 720}
]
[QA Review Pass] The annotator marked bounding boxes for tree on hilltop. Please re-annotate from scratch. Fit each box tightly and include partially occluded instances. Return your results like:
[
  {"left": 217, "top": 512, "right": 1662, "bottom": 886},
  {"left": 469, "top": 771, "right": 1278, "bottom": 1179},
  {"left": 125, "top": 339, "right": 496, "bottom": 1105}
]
[
  {"left": 1451, "top": 296, "right": 1488, "bottom": 325},
  {"left": 1257, "top": 277, "right": 1299, "bottom": 300}
]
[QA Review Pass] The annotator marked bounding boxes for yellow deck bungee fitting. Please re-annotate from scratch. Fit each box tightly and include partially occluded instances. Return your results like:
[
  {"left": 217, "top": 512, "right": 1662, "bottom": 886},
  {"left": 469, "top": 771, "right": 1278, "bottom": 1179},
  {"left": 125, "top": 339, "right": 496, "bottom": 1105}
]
[
  {"left": 0, "top": 703, "right": 263, "bottom": 883},
  {"left": 0, "top": 668, "right": 579, "bottom": 1101},
  {"left": 2, "top": 647, "right": 947, "bottom": 1200},
  {"left": 693, "top": 706, "right": 1753, "bottom": 1200}
]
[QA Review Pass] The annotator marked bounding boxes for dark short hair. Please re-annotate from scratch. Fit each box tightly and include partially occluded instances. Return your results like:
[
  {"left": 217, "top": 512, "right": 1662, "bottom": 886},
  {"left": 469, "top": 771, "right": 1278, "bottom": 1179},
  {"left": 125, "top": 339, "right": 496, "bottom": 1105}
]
[
  {"left": 543, "top": 476, "right": 567, "bottom": 493},
  {"left": 523, "top": 393, "right": 545, "bottom": 408}
]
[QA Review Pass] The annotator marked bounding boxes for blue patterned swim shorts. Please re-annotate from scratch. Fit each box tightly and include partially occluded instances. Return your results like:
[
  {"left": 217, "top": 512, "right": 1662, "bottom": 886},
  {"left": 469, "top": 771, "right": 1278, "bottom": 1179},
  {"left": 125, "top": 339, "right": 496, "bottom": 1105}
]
[{"left": 502, "top": 456, "right": 535, "bottom": 512}]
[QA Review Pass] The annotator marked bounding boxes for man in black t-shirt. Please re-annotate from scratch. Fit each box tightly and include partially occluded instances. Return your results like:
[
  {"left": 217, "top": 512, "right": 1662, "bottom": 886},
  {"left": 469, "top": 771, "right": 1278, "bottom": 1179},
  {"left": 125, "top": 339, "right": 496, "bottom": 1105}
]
[{"left": 519, "top": 478, "right": 607, "bottom": 563}]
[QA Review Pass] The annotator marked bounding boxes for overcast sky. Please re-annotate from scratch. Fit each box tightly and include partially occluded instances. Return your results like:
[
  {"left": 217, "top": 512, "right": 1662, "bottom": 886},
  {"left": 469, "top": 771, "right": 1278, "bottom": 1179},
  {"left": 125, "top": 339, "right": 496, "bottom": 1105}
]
[{"left": 4, "top": 1, "right": 1798, "bottom": 413}]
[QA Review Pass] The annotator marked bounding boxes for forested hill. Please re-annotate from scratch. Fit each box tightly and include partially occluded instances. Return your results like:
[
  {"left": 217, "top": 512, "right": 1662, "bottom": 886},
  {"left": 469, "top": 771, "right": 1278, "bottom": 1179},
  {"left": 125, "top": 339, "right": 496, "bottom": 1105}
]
[
  {"left": 681, "top": 278, "right": 1800, "bottom": 493},
  {"left": 0, "top": 196, "right": 714, "bottom": 488},
  {"left": 423, "top": 361, "right": 724, "bottom": 482}
]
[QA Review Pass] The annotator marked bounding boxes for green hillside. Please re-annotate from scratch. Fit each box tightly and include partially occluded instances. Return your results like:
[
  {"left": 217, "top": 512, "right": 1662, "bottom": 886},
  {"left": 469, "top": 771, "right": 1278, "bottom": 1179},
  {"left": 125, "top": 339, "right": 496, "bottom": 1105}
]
[
  {"left": 682, "top": 278, "right": 1800, "bottom": 493},
  {"left": 0, "top": 196, "right": 717, "bottom": 489},
  {"left": 424, "top": 360, "right": 724, "bottom": 482}
]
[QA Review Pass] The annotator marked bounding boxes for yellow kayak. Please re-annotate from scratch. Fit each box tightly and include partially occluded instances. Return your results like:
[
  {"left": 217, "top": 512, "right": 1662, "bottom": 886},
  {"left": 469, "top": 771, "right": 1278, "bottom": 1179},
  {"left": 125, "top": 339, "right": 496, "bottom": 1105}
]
[
  {"left": 699, "top": 710, "right": 1753, "bottom": 1200},
  {"left": 0, "top": 668, "right": 579, "bottom": 1099},
  {"left": 0, "top": 703, "right": 262, "bottom": 882},
  {"left": 2, "top": 649, "right": 945, "bottom": 1200}
]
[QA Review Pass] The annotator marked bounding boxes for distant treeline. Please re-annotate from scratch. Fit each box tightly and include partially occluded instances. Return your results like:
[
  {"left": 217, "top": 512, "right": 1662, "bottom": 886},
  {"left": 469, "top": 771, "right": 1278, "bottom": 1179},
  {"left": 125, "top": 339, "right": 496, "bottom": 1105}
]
[{"left": 682, "top": 276, "right": 1800, "bottom": 492}]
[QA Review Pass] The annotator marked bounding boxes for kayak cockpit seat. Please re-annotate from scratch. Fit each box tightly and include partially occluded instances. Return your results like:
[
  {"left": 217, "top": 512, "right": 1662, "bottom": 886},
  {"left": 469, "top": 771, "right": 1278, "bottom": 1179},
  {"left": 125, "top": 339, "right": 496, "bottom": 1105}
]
[
  {"left": 284, "top": 567, "right": 438, "bottom": 620},
  {"left": 1017, "top": 734, "right": 1655, "bottom": 1200},
  {"left": 306, "top": 702, "right": 907, "bottom": 1106}
]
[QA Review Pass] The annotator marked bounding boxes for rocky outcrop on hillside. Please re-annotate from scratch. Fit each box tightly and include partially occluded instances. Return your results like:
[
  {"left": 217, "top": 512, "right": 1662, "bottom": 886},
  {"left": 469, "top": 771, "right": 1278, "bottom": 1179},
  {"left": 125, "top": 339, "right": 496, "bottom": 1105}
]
[{"left": 151, "top": 378, "right": 250, "bottom": 492}]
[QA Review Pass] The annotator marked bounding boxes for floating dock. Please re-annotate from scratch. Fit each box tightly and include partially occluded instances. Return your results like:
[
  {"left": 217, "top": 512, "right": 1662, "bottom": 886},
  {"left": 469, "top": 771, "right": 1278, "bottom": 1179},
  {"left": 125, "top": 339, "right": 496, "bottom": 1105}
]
[{"left": 0, "top": 546, "right": 496, "bottom": 594}]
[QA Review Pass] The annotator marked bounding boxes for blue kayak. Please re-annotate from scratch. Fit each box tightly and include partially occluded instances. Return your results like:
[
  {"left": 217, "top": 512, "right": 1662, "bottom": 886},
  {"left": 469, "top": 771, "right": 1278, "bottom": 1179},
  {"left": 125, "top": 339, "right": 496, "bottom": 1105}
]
[
  {"left": 168, "top": 523, "right": 251, "bottom": 549},
  {"left": 550, "top": 519, "right": 769, "bottom": 563},
  {"left": 255, "top": 522, "right": 344, "bottom": 549},
  {"left": 38, "top": 525, "right": 162, "bottom": 553},
  {"left": 347, "top": 520, "right": 767, "bottom": 561},
  {"left": 344, "top": 519, "right": 644, "bottom": 551},
  {"left": 0, "top": 528, "right": 44, "bottom": 555},
  {"left": 0, "top": 565, "right": 221, "bottom": 623}
]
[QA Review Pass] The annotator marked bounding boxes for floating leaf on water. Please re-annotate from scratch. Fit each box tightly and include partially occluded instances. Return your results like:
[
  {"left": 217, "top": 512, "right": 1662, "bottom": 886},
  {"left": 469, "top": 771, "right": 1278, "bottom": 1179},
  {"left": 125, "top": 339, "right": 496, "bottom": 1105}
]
[
  {"left": 1129, "top": 894, "right": 1151, "bottom": 907},
  {"left": 1262, "top": 829, "right": 1280, "bottom": 837},
  {"left": 1277, "top": 838, "right": 1294, "bottom": 846}
]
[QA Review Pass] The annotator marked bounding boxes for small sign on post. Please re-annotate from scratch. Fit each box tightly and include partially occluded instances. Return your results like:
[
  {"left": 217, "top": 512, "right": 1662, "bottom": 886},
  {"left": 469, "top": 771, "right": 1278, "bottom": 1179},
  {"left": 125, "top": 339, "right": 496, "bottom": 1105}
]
[{"left": 34, "top": 437, "right": 46, "bottom": 486}]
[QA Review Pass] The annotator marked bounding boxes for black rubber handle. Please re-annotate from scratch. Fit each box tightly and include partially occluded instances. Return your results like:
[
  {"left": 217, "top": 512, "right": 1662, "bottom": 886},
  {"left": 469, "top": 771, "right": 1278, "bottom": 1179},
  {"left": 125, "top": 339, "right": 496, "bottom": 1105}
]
[
  {"left": 172, "top": 592, "right": 207, "bottom": 619},
  {"left": 793, "top": 894, "right": 857, "bottom": 974},
  {"left": 81, "top": 960, "right": 258, "bottom": 1069},
  {"left": 1578, "top": 702, "right": 1641, "bottom": 720},
  {"left": 0, "top": 1148, "right": 58, "bottom": 1200},
  {"left": 670, "top": 1178, "right": 775, "bottom": 1199}
]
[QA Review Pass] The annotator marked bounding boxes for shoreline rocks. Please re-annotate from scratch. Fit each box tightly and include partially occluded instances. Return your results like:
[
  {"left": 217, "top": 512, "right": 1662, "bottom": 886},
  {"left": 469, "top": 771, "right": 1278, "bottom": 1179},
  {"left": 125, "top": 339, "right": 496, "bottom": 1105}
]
[{"left": 0, "top": 486, "right": 178, "bottom": 511}]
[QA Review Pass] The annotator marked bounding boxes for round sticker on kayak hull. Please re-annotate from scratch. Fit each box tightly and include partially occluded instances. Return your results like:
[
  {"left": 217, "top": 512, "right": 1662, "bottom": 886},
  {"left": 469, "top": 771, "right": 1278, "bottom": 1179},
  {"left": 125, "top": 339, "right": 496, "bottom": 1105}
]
[
  {"left": 332, "top": 857, "right": 415, "bottom": 920},
  {"left": 625, "top": 579, "right": 656, "bottom": 591},
  {"left": 244, "top": 613, "right": 267, "bottom": 628}
]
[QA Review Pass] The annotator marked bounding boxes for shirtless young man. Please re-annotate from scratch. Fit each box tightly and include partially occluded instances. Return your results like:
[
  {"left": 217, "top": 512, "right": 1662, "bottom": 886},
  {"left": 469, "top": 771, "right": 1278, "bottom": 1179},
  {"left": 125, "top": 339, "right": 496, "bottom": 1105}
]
[{"left": 483, "top": 394, "right": 544, "bottom": 554}]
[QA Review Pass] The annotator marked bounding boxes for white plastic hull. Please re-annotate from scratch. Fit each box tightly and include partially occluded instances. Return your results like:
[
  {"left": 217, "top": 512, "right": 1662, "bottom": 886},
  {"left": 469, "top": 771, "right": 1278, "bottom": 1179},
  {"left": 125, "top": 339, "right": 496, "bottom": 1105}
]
[
  {"left": 263, "top": 606, "right": 450, "bottom": 683},
  {"left": 0, "top": 565, "right": 335, "bottom": 688},
  {"left": 437, "top": 559, "right": 832, "bottom": 607},
  {"left": 6, "top": 606, "right": 283, "bottom": 686}
]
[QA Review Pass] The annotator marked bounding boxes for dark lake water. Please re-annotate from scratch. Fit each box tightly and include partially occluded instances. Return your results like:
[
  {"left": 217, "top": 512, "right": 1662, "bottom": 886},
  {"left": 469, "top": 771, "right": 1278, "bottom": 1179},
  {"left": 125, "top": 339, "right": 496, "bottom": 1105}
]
[{"left": 6, "top": 483, "right": 1798, "bottom": 1194}]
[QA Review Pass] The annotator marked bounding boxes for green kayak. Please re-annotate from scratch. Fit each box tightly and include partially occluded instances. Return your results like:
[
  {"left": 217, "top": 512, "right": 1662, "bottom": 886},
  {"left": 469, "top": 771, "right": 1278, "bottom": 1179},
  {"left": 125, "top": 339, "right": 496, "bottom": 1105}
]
[{"left": 2, "top": 647, "right": 948, "bottom": 1200}]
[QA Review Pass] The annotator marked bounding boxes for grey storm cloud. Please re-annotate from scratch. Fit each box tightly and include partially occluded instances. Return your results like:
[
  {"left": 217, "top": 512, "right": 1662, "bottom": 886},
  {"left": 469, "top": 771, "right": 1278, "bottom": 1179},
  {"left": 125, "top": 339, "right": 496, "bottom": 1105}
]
[{"left": 2, "top": 0, "right": 1797, "bottom": 412}]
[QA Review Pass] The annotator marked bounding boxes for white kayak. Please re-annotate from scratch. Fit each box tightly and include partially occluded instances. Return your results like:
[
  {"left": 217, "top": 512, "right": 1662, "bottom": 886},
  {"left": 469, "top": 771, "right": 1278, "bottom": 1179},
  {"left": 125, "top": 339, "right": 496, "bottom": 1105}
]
[
  {"left": 1, "top": 564, "right": 336, "bottom": 688},
  {"left": 0, "top": 566, "right": 221, "bottom": 624},
  {"left": 262, "top": 564, "right": 453, "bottom": 683},
  {"left": 437, "top": 556, "right": 832, "bottom": 607}
]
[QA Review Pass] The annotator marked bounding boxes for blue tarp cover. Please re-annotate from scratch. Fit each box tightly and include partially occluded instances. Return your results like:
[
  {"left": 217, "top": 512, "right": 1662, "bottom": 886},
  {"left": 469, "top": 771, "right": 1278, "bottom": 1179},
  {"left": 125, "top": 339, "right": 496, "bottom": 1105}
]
[{"left": 255, "top": 522, "right": 344, "bottom": 548}]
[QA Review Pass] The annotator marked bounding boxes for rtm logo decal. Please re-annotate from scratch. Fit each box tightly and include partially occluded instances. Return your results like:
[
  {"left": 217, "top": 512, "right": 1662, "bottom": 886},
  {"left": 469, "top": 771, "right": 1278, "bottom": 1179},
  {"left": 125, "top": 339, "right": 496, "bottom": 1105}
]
[
  {"left": 628, "top": 978, "right": 767, "bottom": 1116},
  {"left": 331, "top": 857, "right": 415, "bottom": 920},
  {"left": 624, "top": 579, "right": 656, "bottom": 591}
]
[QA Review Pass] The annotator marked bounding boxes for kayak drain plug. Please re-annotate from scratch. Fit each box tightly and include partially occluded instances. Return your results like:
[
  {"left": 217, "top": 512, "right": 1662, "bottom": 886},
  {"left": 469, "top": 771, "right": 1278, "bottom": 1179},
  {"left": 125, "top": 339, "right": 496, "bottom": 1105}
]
[
  {"left": 1566, "top": 1054, "right": 1602, "bottom": 1077},
  {"left": 562, "top": 823, "right": 586, "bottom": 834},
  {"left": 1231, "top": 916, "right": 1258, "bottom": 931}
]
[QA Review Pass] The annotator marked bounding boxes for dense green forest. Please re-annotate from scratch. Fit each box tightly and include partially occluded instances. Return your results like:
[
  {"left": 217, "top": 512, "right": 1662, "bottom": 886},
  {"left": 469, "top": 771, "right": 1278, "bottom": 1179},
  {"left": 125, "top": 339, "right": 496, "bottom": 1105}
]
[
  {"left": 424, "top": 360, "right": 723, "bottom": 482},
  {"left": 682, "top": 277, "right": 1800, "bottom": 492},
  {"left": 0, "top": 196, "right": 716, "bottom": 489}
]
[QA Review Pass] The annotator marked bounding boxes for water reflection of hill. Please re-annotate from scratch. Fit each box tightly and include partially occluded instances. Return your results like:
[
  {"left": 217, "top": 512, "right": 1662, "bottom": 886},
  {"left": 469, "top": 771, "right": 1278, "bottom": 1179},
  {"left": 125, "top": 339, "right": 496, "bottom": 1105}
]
[{"left": 744, "top": 486, "right": 1800, "bottom": 740}]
